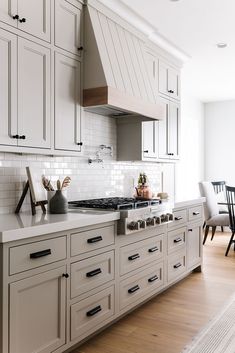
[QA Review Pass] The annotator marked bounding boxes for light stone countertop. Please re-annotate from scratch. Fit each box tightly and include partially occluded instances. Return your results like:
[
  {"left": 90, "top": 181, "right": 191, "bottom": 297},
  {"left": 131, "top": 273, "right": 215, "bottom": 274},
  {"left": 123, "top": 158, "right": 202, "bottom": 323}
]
[
  {"left": 0, "top": 197, "right": 206, "bottom": 243},
  {"left": 0, "top": 209, "right": 120, "bottom": 243},
  {"left": 173, "top": 197, "right": 206, "bottom": 210}
]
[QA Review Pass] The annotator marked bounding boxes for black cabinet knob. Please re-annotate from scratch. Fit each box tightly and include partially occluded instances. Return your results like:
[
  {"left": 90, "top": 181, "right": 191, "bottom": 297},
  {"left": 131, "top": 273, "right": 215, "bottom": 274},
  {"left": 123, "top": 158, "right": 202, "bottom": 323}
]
[
  {"left": 19, "top": 135, "right": 26, "bottom": 139},
  {"left": 77, "top": 46, "right": 84, "bottom": 51},
  {"left": 143, "top": 150, "right": 149, "bottom": 153},
  {"left": 12, "top": 14, "right": 19, "bottom": 20},
  {"left": 12, "top": 134, "right": 19, "bottom": 139},
  {"left": 77, "top": 142, "right": 83, "bottom": 146},
  {"left": 62, "top": 273, "right": 69, "bottom": 278},
  {"left": 19, "top": 17, "right": 26, "bottom": 23}
]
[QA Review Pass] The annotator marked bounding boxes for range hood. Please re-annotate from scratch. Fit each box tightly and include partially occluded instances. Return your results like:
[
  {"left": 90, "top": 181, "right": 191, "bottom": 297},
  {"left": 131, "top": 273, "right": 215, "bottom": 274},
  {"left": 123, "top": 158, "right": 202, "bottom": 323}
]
[{"left": 83, "top": 1, "right": 165, "bottom": 120}]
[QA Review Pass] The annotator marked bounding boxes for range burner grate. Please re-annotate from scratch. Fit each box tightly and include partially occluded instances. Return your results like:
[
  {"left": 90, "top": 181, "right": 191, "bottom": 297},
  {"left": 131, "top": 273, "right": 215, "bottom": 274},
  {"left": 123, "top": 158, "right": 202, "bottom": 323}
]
[{"left": 69, "top": 197, "right": 160, "bottom": 211}]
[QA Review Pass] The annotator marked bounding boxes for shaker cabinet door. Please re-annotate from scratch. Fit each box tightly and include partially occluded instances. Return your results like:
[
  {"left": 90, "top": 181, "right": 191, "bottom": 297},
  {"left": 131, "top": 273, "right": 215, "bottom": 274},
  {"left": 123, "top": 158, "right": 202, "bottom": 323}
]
[
  {"left": 158, "top": 99, "right": 170, "bottom": 159},
  {"left": 54, "top": 52, "right": 82, "bottom": 151},
  {"left": 0, "top": 0, "right": 18, "bottom": 27},
  {"left": 17, "top": 38, "right": 51, "bottom": 148},
  {"left": 55, "top": 0, "right": 83, "bottom": 56},
  {"left": 159, "top": 60, "right": 180, "bottom": 101},
  {"left": 142, "top": 121, "right": 158, "bottom": 159},
  {"left": 168, "top": 102, "right": 180, "bottom": 159},
  {"left": 187, "top": 224, "right": 202, "bottom": 269},
  {"left": 9, "top": 266, "right": 66, "bottom": 353},
  {"left": 0, "top": 29, "right": 18, "bottom": 146},
  {"left": 17, "top": 0, "right": 51, "bottom": 42}
]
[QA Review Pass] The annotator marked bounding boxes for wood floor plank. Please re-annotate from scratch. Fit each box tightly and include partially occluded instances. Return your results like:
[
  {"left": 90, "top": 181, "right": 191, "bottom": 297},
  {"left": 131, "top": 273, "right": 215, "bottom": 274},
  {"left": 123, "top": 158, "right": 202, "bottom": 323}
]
[{"left": 72, "top": 232, "right": 235, "bottom": 353}]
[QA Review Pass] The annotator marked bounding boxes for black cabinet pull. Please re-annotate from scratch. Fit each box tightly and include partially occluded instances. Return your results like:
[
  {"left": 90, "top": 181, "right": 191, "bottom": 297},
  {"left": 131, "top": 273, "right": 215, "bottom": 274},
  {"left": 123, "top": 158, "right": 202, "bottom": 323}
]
[
  {"left": 19, "top": 17, "right": 26, "bottom": 23},
  {"left": 12, "top": 134, "right": 19, "bottom": 139},
  {"left": 86, "top": 268, "right": 102, "bottom": 277},
  {"left": 19, "top": 135, "right": 26, "bottom": 139},
  {"left": 148, "top": 246, "right": 158, "bottom": 253},
  {"left": 193, "top": 212, "right": 200, "bottom": 215},
  {"left": 128, "top": 253, "right": 140, "bottom": 261},
  {"left": 174, "top": 238, "right": 182, "bottom": 243},
  {"left": 188, "top": 229, "right": 193, "bottom": 232},
  {"left": 128, "top": 285, "right": 140, "bottom": 294},
  {"left": 175, "top": 216, "right": 183, "bottom": 221},
  {"left": 77, "top": 46, "right": 84, "bottom": 51},
  {"left": 77, "top": 142, "right": 83, "bottom": 146},
  {"left": 143, "top": 150, "right": 149, "bottom": 153},
  {"left": 87, "top": 236, "right": 103, "bottom": 244},
  {"left": 174, "top": 263, "right": 182, "bottom": 269},
  {"left": 167, "top": 153, "right": 174, "bottom": 156},
  {"left": 148, "top": 275, "right": 158, "bottom": 283},
  {"left": 62, "top": 273, "right": 69, "bottom": 278},
  {"left": 86, "top": 305, "right": 102, "bottom": 317},
  {"left": 12, "top": 14, "right": 19, "bottom": 20},
  {"left": 30, "top": 249, "right": 51, "bottom": 259},
  {"left": 168, "top": 90, "right": 174, "bottom": 94}
]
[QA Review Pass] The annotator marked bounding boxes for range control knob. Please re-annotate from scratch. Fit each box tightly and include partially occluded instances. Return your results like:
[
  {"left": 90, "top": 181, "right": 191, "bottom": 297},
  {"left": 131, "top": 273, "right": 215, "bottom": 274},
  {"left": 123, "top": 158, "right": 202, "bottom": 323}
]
[
  {"left": 166, "top": 213, "right": 174, "bottom": 221},
  {"left": 161, "top": 214, "right": 168, "bottom": 223},
  {"left": 154, "top": 216, "right": 161, "bottom": 224},
  {"left": 146, "top": 217, "right": 155, "bottom": 226},
  {"left": 128, "top": 221, "right": 139, "bottom": 231},
  {"left": 138, "top": 220, "right": 146, "bottom": 229}
]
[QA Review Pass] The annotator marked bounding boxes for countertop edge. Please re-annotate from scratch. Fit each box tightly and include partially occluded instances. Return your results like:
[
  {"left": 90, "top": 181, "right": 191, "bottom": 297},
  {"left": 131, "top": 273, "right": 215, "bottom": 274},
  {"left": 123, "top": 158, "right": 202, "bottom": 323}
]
[{"left": 174, "top": 197, "right": 206, "bottom": 209}]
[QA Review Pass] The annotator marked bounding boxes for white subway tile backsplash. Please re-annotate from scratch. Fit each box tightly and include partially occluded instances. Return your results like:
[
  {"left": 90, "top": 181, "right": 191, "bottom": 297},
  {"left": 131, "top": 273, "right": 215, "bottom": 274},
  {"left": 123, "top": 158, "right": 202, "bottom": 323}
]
[{"left": 0, "top": 112, "right": 173, "bottom": 214}]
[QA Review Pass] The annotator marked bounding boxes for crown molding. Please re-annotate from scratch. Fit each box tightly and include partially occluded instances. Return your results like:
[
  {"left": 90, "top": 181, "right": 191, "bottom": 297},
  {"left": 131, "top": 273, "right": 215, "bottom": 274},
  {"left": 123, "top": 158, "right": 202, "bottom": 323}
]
[{"left": 98, "top": 0, "right": 191, "bottom": 63}]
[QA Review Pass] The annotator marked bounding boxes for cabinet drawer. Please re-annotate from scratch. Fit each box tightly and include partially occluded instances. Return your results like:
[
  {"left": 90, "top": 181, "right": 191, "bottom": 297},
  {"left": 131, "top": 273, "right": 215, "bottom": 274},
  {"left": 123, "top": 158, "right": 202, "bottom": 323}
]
[
  {"left": 168, "top": 209, "right": 187, "bottom": 229},
  {"left": 188, "top": 205, "right": 203, "bottom": 222},
  {"left": 70, "top": 286, "right": 114, "bottom": 341},
  {"left": 71, "top": 251, "right": 114, "bottom": 298},
  {"left": 120, "top": 235, "right": 163, "bottom": 276},
  {"left": 119, "top": 262, "right": 164, "bottom": 310},
  {"left": 9, "top": 237, "right": 67, "bottom": 275},
  {"left": 168, "top": 227, "right": 186, "bottom": 254},
  {"left": 71, "top": 225, "right": 115, "bottom": 257},
  {"left": 168, "top": 251, "right": 186, "bottom": 282}
]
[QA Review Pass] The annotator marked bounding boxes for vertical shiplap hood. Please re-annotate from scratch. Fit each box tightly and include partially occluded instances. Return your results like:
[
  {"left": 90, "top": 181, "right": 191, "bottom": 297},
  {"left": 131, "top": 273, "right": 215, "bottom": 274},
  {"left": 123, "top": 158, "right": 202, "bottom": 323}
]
[{"left": 83, "top": 0, "right": 165, "bottom": 120}]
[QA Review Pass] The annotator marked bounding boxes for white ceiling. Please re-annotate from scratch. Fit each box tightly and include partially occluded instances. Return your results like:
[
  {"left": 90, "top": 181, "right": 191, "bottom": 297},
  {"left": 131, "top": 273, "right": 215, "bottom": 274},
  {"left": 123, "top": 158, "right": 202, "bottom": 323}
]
[{"left": 100, "top": 0, "right": 235, "bottom": 102}]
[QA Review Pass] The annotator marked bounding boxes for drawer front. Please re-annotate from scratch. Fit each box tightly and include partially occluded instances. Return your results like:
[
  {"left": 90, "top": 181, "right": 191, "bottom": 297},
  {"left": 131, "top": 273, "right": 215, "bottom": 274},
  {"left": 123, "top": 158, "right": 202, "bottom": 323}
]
[
  {"left": 168, "top": 227, "right": 186, "bottom": 254},
  {"left": 71, "top": 225, "right": 115, "bottom": 257},
  {"left": 119, "top": 262, "right": 164, "bottom": 310},
  {"left": 168, "top": 209, "right": 187, "bottom": 229},
  {"left": 168, "top": 251, "right": 186, "bottom": 282},
  {"left": 188, "top": 205, "right": 203, "bottom": 222},
  {"left": 70, "top": 286, "right": 114, "bottom": 341},
  {"left": 120, "top": 235, "right": 163, "bottom": 276},
  {"left": 71, "top": 251, "right": 114, "bottom": 298},
  {"left": 9, "top": 236, "right": 67, "bottom": 275}
]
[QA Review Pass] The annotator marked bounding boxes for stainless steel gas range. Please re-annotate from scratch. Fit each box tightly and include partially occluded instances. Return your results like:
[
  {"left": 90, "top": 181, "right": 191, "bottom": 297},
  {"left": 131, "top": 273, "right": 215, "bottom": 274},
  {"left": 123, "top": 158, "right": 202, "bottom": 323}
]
[{"left": 69, "top": 197, "right": 173, "bottom": 235}]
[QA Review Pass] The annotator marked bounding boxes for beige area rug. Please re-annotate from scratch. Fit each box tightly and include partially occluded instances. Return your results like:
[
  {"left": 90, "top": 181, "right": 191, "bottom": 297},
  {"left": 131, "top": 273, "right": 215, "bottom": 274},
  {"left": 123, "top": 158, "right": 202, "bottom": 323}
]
[{"left": 182, "top": 294, "right": 235, "bottom": 353}]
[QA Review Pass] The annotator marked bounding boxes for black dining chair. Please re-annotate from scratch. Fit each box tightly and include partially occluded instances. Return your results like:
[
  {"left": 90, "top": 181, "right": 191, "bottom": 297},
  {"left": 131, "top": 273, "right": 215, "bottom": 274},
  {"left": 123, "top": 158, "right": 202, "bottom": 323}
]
[
  {"left": 212, "top": 181, "right": 226, "bottom": 194},
  {"left": 225, "top": 185, "right": 235, "bottom": 256}
]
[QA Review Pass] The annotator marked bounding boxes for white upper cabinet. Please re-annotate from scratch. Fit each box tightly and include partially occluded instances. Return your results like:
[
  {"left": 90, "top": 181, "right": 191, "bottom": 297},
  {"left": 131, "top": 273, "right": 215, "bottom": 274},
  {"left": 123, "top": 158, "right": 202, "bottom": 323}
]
[
  {"left": 142, "top": 121, "right": 158, "bottom": 159},
  {"left": 0, "top": 0, "right": 18, "bottom": 27},
  {"left": 55, "top": 0, "right": 83, "bottom": 56},
  {"left": 54, "top": 52, "right": 82, "bottom": 152},
  {"left": 0, "top": 0, "right": 51, "bottom": 42},
  {"left": 17, "top": 38, "right": 51, "bottom": 148},
  {"left": 158, "top": 98, "right": 180, "bottom": 160},
  {"left": 17, "top": 0, "right": 51, "bottom": 42},
  {"left": 159, "top": 60, "right": 180, "bottom": 101},
  {"left": 0, "top": 29, "right": 17, "bottom": 146}
]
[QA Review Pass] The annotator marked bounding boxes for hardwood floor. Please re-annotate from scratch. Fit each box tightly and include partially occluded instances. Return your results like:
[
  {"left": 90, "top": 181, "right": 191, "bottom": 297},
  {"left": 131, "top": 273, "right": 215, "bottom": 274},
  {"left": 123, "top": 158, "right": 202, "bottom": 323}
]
[{"left": 73, "top": 231, "right": 235, "bottom": 353}]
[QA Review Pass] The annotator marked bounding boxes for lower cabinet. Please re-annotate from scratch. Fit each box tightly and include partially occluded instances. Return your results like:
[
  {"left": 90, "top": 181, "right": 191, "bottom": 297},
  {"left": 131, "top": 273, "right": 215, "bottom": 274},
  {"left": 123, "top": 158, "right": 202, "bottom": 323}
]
[
  {"left": 9, "top": 266, "right": 66, "bottom": 353},
  {"left": 119, "top": 262, "right": 164, "bottom": 311},
  {"left": 187, "top": 222, "right": 202, "bottom": 269},
  {"left": 70, "top": 286, "right": 115, "bottom": 341}
]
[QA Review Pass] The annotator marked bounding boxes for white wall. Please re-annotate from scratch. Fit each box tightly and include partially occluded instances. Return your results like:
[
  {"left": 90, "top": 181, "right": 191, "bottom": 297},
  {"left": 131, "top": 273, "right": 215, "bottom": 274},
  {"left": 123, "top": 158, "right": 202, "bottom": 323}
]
[
  {"left": 175, "top": 63, "right": 205, "bottom": 200},
  {"left": 204, "top": 100, "right": 235, "bottom": 184}
]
